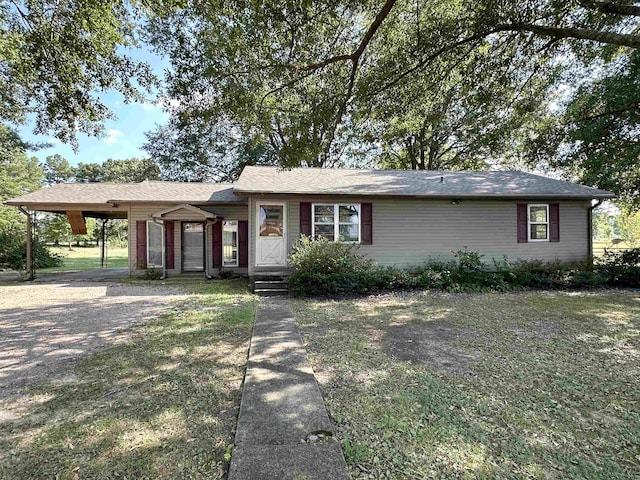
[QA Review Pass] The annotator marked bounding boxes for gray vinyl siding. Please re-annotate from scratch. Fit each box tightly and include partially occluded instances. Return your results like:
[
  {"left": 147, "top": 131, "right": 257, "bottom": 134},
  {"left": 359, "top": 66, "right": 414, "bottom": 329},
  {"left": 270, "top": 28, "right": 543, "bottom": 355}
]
[
  {"left": 128, "top": 203, "right": 248, "bottom": 276},
  {"left": 248, "top": 196, "right": 590, "bottom": 272}
]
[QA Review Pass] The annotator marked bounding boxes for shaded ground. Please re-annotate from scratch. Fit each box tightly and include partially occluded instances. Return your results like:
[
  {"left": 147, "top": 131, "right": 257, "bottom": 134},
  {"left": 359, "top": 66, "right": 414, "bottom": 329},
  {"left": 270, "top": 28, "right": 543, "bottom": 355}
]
[
  {"left": 0, "top": 281, "right": 186, "bottom": 400},
  {"left": 0, "top": 268, "right": 130, "bottom": 283},
  {"left": 380, "top": 320, "right": 481, "bottom": 375},
  {"left": 0, "top": 279, "right": 255, "bottom": 479},
  {"left": 292, "top": 290, "right": 640, "bottom": 479}
]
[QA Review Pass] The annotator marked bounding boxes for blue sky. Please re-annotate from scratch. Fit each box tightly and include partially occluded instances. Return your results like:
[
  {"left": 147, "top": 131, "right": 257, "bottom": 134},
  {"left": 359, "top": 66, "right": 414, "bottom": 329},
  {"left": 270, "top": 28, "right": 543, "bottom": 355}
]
[{"left": 18, "top": 47, "right": 171, "bottom": 167}]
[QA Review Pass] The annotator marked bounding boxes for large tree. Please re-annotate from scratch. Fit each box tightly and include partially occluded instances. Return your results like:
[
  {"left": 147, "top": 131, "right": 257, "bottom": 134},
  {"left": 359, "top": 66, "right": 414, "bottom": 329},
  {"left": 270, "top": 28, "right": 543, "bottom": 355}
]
[
  {"left": 143, "top": 117, "right": 277, "bottom": 181},
  {"left": 525, "top": 49, "right": 640, "bottom": 206},
  {"left": 41, "top": 154, "right": 75, "bottom": 185},
  {"left": 0, "top": 126, "right": 43, "bottom": 232},
  {"left": 0, "top": 0, "right": 178, "bottom": 144},
  {"left": 146, "top": 0, "right": 639, "bottom": 169}
]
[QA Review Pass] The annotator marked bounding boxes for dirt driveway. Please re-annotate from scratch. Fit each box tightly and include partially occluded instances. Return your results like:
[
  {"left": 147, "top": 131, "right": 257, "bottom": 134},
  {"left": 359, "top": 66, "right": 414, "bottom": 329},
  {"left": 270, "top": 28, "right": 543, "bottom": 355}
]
[{"left": 0, "top": 281, "right": 188, "bottom": 401}]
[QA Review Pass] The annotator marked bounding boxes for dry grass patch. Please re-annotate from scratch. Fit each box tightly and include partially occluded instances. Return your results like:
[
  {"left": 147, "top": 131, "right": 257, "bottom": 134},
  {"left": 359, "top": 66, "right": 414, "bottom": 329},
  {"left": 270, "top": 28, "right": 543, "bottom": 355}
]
[
  {"left": 0, "top": 279, "right": 255, "bottom": 480},
  {"left": 292, "top": 290, "right": 640, "bottom": 479}
]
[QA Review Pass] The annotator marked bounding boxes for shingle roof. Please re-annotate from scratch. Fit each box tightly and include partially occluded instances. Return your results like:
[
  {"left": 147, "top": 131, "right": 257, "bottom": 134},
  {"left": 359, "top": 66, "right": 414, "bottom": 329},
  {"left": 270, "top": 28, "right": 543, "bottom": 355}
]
[
  {"left": 235, "top": 166, "right": 614, "bottom": 199},
  {"left": 5, "top": 181, "right": 245, "bottom": 205},
  {"left": 4, "top": 167, "right": 615, "bottom": 207}
]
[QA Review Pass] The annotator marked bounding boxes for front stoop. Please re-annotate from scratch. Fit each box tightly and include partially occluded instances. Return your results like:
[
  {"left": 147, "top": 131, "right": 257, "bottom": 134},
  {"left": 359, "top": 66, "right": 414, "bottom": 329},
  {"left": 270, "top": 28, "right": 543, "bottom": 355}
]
[
  {"left": 228, "top": 299, "right": 349, "bottom": 480},
  {"left": 252, "top": 275, "right": 289, "bottom": 297}
]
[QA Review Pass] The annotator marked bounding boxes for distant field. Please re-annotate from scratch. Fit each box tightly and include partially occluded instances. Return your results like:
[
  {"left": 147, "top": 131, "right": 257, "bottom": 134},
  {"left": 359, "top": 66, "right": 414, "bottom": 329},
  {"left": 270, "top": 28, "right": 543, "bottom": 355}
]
[
  {"left": 39, "top": 246, "right": 128, "bottom": 272},
  {"left": 593, "top": 239, "right": 635, "bottom": 257}
]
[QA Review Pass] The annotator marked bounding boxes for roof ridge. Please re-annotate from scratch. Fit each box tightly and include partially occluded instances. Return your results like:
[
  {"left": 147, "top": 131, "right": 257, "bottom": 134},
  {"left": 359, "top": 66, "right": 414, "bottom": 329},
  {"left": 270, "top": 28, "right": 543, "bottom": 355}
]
[{"left": 244, "top": 165, "right": 532, "bottom": 175}]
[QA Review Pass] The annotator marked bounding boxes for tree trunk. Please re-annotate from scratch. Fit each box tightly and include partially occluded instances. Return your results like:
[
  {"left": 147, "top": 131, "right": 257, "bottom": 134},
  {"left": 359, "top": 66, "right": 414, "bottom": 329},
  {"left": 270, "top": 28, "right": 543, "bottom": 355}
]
[{"left": 418, "top": 129, "right": 426, "bottom": 170}]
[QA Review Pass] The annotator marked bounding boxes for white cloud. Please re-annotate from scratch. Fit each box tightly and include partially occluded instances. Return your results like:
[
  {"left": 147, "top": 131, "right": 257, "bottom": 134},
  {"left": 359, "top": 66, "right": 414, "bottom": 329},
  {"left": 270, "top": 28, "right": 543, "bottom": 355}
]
[
  {"left": 104, "top": 129, "right": 124, "bottom": 144},
  {"left": 47, "top": 137, "right": 62, "bottom": 144}
]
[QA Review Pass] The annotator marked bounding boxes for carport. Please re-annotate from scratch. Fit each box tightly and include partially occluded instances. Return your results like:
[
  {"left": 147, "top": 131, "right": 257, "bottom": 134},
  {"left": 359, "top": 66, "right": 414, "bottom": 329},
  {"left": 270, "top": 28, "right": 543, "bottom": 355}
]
[
  {"left": 4, "top": 183, "right": 130, "bottom": 280},
  {"left": 4, "top": 180, "right": 247, "bottom": 280}
]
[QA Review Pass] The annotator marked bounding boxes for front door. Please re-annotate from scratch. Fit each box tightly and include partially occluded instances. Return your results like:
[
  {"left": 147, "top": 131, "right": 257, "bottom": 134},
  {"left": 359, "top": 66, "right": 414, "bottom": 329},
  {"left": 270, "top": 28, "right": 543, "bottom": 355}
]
[
  {"left": 256, "top": 203, "right": 286, "bottom": 266},
  {"left": 182, "top": 222, "right": 204, "bottom": 271}
]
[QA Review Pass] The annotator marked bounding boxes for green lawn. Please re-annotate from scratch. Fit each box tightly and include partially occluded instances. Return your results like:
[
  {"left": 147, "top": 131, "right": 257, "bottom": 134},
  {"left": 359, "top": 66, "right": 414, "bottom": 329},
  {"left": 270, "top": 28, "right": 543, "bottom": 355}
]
[
  {"left": 0, "top": 280, "right": 255, "bottom": 479},
  {"left": 40, "top": 245, "right": 128, "bottom": 272},
  {"left": 292, "top": 291, "right": 640, "bottom": 479}
]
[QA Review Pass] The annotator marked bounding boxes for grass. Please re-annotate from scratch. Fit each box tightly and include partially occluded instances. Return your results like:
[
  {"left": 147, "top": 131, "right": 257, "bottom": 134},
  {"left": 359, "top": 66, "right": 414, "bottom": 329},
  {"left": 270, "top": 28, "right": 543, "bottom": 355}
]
[
  {"left": 292, "top": 291, "right": 640, "bottom": 479},
  {"left": 39, "top": 245, "right": 129, "bottom": 272},
  {"left": 0, "top": 279, "right": 255, "bottom": 479}
]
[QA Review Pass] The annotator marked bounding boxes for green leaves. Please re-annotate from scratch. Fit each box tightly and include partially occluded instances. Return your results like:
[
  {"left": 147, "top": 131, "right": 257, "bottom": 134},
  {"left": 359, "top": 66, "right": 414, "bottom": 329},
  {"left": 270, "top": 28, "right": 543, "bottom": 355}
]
[
  {"left": 146, "top": 0, "right": 639, "bottom": 174},
  {"left": 1, "top": 1, "right": 168, "bottom": 145}
]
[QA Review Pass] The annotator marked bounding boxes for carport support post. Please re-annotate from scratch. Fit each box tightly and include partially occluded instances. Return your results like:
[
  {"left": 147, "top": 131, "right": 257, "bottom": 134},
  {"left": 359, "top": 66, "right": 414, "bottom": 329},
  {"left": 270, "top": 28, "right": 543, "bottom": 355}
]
[
  {"left": 18, "top": 206, "right": 34, "bottom": 281},
  {"left": 100, "top": 219, "right": 107, "bottom": 268}
]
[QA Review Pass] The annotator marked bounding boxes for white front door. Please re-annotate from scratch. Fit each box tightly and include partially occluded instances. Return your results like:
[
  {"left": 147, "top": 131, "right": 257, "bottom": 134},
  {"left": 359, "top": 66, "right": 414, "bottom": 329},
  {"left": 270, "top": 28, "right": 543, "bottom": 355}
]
[{"left": 256, "top": 202, "right": 287, "bottom": 266}]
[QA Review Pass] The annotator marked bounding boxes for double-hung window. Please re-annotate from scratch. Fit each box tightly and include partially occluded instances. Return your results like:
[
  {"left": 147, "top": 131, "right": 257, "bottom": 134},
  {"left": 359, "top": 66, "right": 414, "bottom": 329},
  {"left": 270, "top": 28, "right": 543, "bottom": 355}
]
[
  {"left": 528, "top": 204, "right": 549, "bottom": 241},
  {"left": 146, "top": 221, "right": 164, "bottom": 267},
  {"left": 312, "top": 204, "right": 360, "bottom": 242}
]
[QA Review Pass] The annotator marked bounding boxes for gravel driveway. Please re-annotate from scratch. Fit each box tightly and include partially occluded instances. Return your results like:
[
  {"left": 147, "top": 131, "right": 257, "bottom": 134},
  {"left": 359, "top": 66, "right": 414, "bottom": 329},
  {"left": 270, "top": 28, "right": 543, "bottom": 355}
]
[{"left": 0, "top": 281, "right": 188, "bottom": 401}]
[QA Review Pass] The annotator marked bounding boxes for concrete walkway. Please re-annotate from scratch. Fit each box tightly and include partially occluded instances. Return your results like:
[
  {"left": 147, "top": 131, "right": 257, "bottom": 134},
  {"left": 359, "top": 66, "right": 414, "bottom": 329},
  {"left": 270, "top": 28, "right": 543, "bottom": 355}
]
[{"left": 229, "top": 299, "right": 349, "bottom": 480}]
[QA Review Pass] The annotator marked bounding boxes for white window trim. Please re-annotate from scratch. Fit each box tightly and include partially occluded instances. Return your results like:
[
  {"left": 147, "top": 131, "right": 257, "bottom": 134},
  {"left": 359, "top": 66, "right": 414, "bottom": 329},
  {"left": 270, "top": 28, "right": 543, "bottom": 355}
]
[
  {"left": 312, "top": 203, "right": 361, "bottom": 243},
  {"left": 527, "top": 204, "right": 549, "bottom": 242},
  {"left": 223, "top": 220, "right": 239, "bottom": 268},
  {"left": 146, "top": 220, "right": 165, "bottom": 268}
]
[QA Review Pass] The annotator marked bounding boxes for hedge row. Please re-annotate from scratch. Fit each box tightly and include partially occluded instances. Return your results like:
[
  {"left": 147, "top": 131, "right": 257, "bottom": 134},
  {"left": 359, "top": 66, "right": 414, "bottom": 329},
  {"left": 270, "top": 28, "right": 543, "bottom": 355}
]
[{"left": 287, "top": 236, "right": 640, "bottom": 297}]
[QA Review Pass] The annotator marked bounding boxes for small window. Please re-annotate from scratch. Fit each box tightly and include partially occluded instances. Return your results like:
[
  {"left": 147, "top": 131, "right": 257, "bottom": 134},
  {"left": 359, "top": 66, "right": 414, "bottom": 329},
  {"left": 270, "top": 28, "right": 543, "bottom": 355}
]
[
  {"left": 528, "top": 204, "right": 549, "bottom": 241},
  {"left": 147, "top": 221, "right": 164, "bottom": 267},
  {"left": 259, "top": 205, "right": 284, "bottom": 237},
  {"left": 312, "top": 204, "right": 360, "bottom": 243},
  {"left": 223, "top": 221, "right": 238, "bottom": 267}
]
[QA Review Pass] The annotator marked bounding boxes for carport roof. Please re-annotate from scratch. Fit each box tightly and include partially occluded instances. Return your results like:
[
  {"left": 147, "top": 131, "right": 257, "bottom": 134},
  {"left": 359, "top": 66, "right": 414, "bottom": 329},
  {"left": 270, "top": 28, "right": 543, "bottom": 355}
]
[{"left": 5, "top": 181, "right": 246, "bottom": 206}]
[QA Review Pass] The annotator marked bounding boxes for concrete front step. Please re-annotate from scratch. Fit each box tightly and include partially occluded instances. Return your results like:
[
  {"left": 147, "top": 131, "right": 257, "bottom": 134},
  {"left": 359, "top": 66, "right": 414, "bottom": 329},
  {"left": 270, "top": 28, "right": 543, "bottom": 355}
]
[
  {"left": 254, "top": 280, "right": 288, "bottom": 289},
  {"left": 252, "top": 276, "right": 289, "bottom": 296},
  {"left": 254, "top": 288, "right": 289, "bottom": 297}
]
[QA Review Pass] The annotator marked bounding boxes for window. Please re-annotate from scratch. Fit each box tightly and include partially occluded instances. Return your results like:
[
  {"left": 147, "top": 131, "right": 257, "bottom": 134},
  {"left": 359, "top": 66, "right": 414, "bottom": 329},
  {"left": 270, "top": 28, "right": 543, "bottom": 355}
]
[
  {"left": 147, "top": 221, "right": 164, "bottom": 267},
  {"left": 259, "top": 205, "right": 284, "bottom": 237},
  {"left": 528, "top": 204, "right": 549, "bottom": 241},
  {"left": 223, "top": 221, "right": 238, "bottom": 267},
  {"left": 312, "top": 204, "right": 360, "bottom": 242}
]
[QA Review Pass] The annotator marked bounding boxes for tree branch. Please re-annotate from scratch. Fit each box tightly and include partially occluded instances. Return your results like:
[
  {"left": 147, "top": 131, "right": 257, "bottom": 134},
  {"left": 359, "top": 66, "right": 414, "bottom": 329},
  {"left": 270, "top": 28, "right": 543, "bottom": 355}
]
[
  {"left": 580, "top": 1, "right": 640, "bottom": 17},
  {"left": 580, "top": 101, "right": 640, "bottom": 121},
  {"left": 508, "top": 23, "right": 640, "bottom": 48},
  {"left": 297, "top": 0, "right": 397, "bottom": 72},
  {"left": 369, "top": 30, "right": 494, "bottom": 96}
]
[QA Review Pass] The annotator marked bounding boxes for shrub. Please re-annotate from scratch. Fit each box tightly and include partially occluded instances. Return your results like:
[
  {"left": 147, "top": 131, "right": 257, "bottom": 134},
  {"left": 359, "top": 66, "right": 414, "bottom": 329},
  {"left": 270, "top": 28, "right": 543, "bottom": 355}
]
[
  {"left": 511, "top": 259, "right": 607, "bottom": 289},
  {"left": 142, "top": 267, "right": 163, "bottom": 280},
  {"left": 0, "top": 231, "right": 63, "bottom": 270},
  {"left": 597, "top": 248, "right": 640, "bottom": 287},
  {"left": 288, "top": 236, "right": 383, "bottom": 296},
  {"left": 287, "top": 238, "right": 615, "bottom": 297}
]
